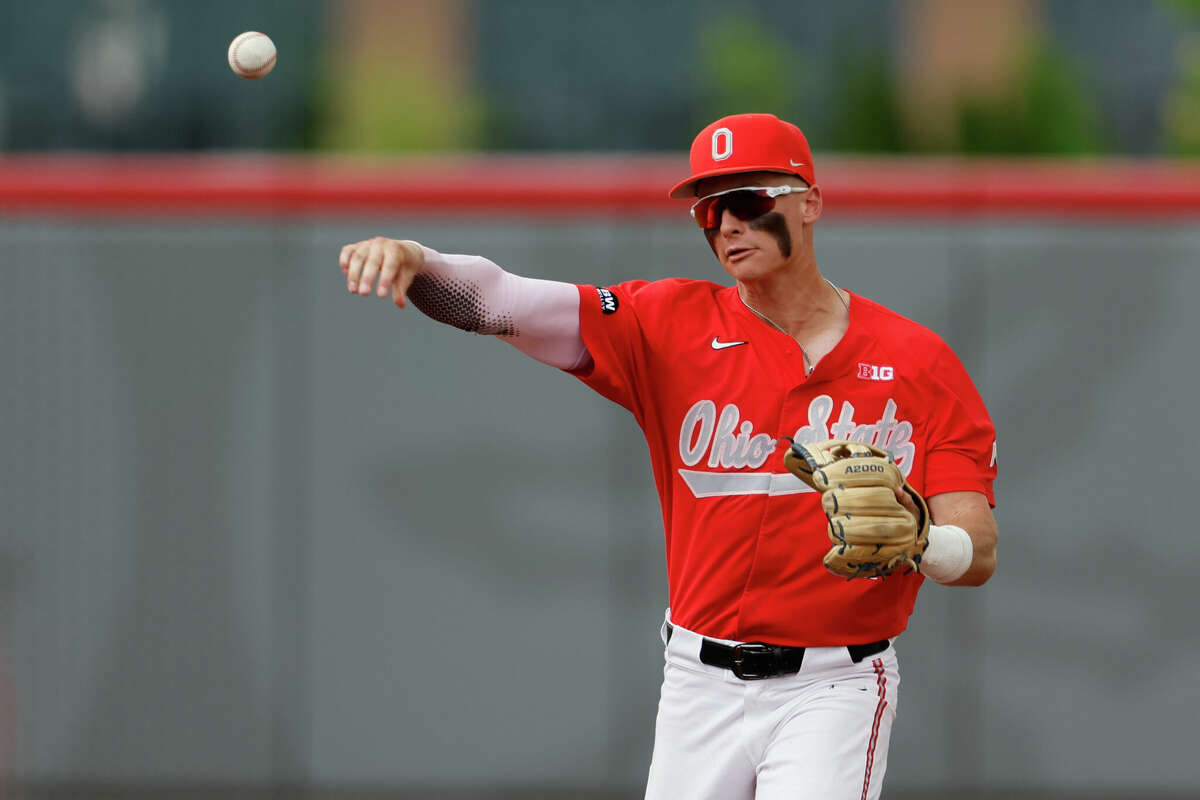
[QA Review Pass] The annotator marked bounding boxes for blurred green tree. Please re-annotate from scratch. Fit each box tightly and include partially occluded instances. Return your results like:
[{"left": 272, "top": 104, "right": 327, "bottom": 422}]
[
  {"left": 828, "top": 42, "right": 905, "bottom": 154},
  {"left": 1161, "top": 0, "right": 1200, "bottom": 154},
  {"left": 694, "top": 12, "right": 808, "bottom": 129},
  {"left": 956, "top": 38, "right": 1105, "bottom": 154},
  {"left": 1163, "top": 37, "right": 1200, "bottom": 155},
  {"left": 1162, "top": 0, "right": 1200, "bottom": 19}
]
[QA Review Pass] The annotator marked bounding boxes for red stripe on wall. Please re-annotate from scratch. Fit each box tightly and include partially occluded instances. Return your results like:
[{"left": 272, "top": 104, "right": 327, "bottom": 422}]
[{"left": 0, "top": 154, "right": 1198, "bottom": 220}]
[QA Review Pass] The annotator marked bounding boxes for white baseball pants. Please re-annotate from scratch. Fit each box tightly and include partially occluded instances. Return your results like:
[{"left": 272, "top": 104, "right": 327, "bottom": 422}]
[{"left": 644, "top": 621, "right": 899, "bottom": 800}]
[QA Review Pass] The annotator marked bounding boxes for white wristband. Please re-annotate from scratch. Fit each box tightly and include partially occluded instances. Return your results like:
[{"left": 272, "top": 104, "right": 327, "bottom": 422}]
[{"left": 921, "top": 524, "right": 974, "bottom": 584}]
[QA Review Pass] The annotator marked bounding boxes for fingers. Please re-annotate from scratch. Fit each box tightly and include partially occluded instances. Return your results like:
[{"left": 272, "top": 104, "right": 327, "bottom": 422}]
[
  {"left": 356, "top": 238, "right": 386, "bottom": 296},
  {"left": 340, "top": 237, "right": 423, "bottom": 301},
  {"left": 389, "top": 241, "right": 425, "bottom": 307},
  {"left": 392, "top": 269, "right": 416, "bottom": 308},
  {"left": 894, "top": 486, "right": 919, "bottom": 518},
  {"left": 376, "top": 243, "right": 401, "bottom": 298},
  {"left": 343, "top": 239, "right": 369, "bottom": 293}
]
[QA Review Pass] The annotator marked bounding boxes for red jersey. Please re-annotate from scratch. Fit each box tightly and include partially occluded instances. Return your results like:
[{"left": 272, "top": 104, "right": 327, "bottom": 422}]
[{"left": 570, "top": 279, "right": 997, "bottom": 647}]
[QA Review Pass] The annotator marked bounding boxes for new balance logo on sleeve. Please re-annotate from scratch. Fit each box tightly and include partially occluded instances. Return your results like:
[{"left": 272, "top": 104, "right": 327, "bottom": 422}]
[{"left": 597, "top": 287, "right": 619, "bottom": 314}]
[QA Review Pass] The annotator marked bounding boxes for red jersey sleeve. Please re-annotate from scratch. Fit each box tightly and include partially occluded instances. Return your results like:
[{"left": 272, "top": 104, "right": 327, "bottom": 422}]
[
  {"left": 567, "top": 281, "right": 652, "bottom": 423},
  {"left": 922, "top": 344, "right": 998, "bottom": 505}
]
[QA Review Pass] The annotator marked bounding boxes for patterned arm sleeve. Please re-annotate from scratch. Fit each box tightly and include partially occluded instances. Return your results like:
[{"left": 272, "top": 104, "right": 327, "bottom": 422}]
[{"left": 409, "top": 246, "right": 589, "bottom": 371}]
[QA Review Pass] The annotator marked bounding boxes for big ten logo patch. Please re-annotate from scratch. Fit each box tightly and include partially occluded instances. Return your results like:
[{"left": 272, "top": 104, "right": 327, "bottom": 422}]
[
  {"left": 857, "top": 362, "right": 894, "bottom": 381},
  {"left": 596, "top": 287, "right": 619, "bottom": 314}
]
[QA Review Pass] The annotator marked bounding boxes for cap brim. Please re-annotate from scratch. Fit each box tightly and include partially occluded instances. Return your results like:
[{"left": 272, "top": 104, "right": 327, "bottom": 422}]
[{"left": 668, "top": 165, "right": 803, "bottom": 199}]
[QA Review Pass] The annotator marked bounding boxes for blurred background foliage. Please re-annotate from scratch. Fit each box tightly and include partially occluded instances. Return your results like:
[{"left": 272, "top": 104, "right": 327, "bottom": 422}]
[
  {"left": 955, "top": 37, "right": 1104, "bottom": 154},
  {"left": 1162, "top": 0, "right": 1200, "bottom": 154},
  {"left": 0, "top": 0, "right": 1197, "bottom": 157},
  {"left": 695, "top": 13, "right": 808, "bottom": 132}
]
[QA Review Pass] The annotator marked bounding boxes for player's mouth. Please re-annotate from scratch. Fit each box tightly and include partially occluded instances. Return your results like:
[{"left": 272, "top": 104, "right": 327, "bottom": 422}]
[{"left": 725, "top": 246, "right": 755, "bottom": 263}]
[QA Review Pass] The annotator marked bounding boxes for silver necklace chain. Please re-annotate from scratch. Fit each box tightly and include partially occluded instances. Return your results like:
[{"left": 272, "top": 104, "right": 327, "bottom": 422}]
[{"left": 739, "top": 279, "right": 848, "bottom": 374}]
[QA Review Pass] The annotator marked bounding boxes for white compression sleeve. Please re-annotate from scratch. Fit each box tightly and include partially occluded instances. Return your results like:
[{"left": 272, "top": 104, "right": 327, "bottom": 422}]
[
  {"left": 408, "top": 245, "right": 589, "bottom": 371},
  {"left": 922, "top": 524, "right": 974, "bottom": 584}
]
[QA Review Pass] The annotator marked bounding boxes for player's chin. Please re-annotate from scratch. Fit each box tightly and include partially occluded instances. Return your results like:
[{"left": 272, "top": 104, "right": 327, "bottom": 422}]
[{"left": 720, "top": 250, "right": 772, "bottom": 281}]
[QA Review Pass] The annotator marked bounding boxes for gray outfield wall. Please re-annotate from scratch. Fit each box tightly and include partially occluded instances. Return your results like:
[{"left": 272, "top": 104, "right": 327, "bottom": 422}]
[{"left": 0, "top": 214, "right": 1197, "bottom": 795}]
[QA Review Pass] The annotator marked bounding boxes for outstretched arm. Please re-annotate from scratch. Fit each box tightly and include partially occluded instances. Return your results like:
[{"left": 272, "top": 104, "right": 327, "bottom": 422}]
[{"left": 339, "top": 237, "right": 589, "bottom": 370}]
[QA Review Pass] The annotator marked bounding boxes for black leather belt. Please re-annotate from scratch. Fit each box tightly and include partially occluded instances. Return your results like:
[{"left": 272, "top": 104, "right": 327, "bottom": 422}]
[{"left": 667, "top": 624, "right": 889, "bottom": 681}]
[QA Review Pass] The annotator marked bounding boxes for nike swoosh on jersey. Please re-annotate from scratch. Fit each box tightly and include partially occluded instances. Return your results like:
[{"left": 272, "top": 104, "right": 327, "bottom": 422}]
[{"left": 711, "top": 337, "right": 748, "bottom": 350}]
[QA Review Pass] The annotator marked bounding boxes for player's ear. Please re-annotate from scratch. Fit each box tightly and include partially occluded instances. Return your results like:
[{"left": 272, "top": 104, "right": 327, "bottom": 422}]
[{"left": 801, "top": 184, "right": 823, "bottom": 225}]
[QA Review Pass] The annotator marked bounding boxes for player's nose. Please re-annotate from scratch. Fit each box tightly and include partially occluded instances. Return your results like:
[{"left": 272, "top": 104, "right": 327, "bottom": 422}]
[{"left": 719, "top": 208, "right": 746, "bottom": 236}]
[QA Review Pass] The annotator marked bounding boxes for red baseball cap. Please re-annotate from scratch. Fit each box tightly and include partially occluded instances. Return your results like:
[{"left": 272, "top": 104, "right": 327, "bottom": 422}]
[{"left": 668, "top": 113, "right": 815, "bottom": 199}]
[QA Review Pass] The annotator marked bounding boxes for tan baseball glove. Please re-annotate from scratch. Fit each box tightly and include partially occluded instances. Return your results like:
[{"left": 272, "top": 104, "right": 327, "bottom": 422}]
[{"left": 783, "top": 439, "right": 930, "bottom": 579}]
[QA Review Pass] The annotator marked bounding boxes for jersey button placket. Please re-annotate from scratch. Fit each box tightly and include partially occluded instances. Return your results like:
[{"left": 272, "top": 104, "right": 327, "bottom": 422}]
[{"left": 777, "top": 339, "right": 809, "bottom": 386}]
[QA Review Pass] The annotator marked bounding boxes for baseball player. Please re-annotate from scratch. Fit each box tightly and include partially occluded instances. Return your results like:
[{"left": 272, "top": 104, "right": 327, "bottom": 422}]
[{"left": 338, "top": 112, "right": 998, "bottom": 799}]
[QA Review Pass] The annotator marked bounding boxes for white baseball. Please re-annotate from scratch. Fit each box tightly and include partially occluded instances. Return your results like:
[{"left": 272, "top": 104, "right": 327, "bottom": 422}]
[{"left": 227, "top": 31, "right": 277, "bottom": 79}]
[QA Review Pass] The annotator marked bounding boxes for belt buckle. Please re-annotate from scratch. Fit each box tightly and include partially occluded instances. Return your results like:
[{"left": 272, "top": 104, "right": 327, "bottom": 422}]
[{"left": 730, "top": 643, "right": 778, "bottom": 680}]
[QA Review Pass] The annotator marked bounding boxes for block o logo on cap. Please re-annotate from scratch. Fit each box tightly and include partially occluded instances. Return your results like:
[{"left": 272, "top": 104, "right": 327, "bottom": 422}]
[
  {"left": 668, "top": 113, "right": 816, "bottom": 199},
  {"left": 711, "top": 127, "right": 733, "bottom": 161}
]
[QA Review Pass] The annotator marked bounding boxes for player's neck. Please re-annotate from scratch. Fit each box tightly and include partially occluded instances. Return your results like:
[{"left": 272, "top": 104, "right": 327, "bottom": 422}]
[{"left": 736, "top": 260, "right": 847, "bottom": 341}]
